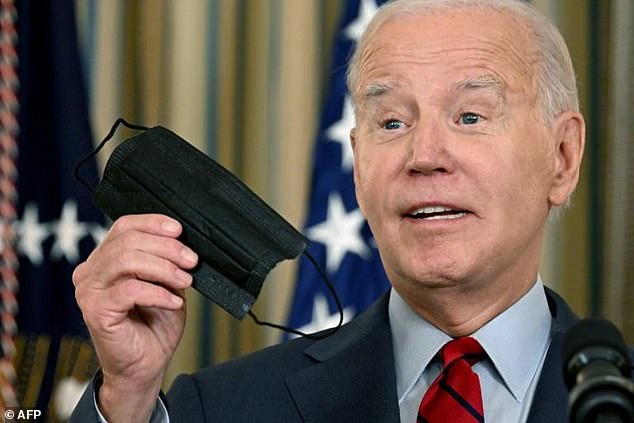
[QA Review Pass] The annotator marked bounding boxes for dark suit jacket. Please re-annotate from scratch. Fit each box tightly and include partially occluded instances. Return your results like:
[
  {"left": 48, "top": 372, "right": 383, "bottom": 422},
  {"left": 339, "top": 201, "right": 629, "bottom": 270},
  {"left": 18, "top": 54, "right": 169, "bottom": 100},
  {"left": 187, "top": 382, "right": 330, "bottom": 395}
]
[{"left": 70, "top": 287, "right": 629, "bottom": 422}]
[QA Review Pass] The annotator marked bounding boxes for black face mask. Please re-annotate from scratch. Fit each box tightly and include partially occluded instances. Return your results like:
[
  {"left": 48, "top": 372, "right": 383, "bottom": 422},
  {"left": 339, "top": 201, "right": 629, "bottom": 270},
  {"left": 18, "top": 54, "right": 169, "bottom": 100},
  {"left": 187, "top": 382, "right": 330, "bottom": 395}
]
[{"left": 76, "top": 120, "right": 340, "bottom": 335}]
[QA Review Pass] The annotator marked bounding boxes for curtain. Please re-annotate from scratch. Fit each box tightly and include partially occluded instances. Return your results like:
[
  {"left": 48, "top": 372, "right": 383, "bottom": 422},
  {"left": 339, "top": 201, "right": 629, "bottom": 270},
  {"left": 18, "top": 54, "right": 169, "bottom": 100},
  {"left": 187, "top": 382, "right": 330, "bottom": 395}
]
[{"left": 603, "top": 0, "right": 634, "bottom": 343}]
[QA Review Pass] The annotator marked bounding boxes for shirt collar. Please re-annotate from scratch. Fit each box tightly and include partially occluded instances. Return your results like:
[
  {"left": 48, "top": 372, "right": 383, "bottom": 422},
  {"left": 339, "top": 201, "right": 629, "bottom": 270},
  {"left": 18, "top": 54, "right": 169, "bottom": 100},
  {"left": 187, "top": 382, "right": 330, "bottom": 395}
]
[
  {"left": 389, "top": 288, "right": 451, "bottom": 401},
  {"left": 472, "top": 277, "right": 551, "bottom": 401},
  {"left": 389, "top": 277, "right": 551, "bottom": 403}
]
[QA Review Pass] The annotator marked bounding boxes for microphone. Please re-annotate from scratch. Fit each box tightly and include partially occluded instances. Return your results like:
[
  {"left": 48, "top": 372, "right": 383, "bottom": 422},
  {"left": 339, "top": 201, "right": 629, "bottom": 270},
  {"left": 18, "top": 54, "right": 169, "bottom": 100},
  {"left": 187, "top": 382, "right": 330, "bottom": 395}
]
[{"left": 563, "top": 317, "right": 634, "bottom": 422}]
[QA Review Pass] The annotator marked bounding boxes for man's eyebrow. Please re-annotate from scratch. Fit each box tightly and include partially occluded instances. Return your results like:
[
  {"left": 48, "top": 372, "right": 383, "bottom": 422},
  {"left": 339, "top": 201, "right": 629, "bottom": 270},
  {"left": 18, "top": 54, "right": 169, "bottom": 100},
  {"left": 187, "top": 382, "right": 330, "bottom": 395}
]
[
  {"left": 361, "top": 82, "right": 395, "bottom": 99},
  {"left": 452, "top": 74, "right": 506, "bottom": 94},
  {"left": 358, "top": 76, "right": 505, "bottom": 102}
]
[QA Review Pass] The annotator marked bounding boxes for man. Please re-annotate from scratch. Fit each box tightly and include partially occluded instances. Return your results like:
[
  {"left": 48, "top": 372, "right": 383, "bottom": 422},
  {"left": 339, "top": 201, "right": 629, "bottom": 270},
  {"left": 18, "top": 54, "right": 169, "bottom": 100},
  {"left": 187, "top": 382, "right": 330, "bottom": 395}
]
[{"left": 71, "top": 0, "right": 595, "bottom": 421}]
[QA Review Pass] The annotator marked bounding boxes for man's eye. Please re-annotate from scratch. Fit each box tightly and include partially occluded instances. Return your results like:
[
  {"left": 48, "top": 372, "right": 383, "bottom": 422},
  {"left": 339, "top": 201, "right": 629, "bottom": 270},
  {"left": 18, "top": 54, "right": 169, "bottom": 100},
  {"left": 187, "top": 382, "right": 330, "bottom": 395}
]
[
  {"left": 383, "top": 119, "right": 403, "bottom": 130},
  {"left": 460, "top": 112, "right": 481, "bottom": 125}
]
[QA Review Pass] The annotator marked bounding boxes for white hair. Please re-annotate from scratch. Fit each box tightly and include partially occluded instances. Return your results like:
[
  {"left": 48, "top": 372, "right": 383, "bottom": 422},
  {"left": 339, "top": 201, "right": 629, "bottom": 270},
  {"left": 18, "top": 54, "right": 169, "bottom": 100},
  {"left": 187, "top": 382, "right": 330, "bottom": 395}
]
[{"left": 346, "top": 0, "right": 579, "bottom": 122}]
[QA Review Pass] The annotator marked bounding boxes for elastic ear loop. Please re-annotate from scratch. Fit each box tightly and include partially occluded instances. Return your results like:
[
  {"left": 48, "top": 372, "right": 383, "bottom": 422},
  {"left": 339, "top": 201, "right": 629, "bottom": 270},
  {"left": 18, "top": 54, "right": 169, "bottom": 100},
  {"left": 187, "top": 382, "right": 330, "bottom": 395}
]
[
  {"left": 74, "top": 117, "right": 150, "bottom": 193},
  {"left": 75, "top": 118, "right": 344, "bottom": 339},
  {"left": 248, "top": 251, "right": 344, "bottom": 339}
]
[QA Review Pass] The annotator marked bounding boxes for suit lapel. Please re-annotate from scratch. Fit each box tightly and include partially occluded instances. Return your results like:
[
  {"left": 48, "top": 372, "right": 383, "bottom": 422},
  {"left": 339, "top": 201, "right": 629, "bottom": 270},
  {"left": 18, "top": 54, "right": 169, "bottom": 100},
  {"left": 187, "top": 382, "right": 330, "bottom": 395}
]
[
  {"left": 286, "top": 293, "right": 401, "bottom": 423},
  {"left": 526, "top": 287, "right": 578, "bottom": 423}
]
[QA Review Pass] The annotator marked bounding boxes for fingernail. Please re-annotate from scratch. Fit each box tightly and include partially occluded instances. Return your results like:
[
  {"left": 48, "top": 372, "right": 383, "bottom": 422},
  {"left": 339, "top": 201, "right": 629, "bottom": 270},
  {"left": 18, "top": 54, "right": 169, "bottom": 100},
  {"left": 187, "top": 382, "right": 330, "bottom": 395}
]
[
  {"left": 171, "top": 295, "right": 183, "bottom": 306},
  {"left": 162, "top": 220, "right": 180, "bottom": 233},
  {"left": 181, "top": 247, "right": 198, "bottom": 263},
  {"left": 176, "top": 269, "right": 193, "bottom": 285}
]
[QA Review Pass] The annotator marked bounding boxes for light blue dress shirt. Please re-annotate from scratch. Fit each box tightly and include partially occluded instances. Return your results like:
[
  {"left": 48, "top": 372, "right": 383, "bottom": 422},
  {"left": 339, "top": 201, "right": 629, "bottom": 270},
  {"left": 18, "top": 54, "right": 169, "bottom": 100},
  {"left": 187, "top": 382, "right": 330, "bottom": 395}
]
[{"left": 390, "top": 278, "right": 552, "bottom": 423}]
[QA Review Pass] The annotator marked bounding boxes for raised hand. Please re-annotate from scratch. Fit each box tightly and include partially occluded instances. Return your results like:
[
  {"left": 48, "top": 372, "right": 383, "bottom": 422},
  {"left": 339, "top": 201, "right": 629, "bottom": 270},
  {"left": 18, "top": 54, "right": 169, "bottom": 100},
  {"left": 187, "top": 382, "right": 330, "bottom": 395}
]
[{"left": 73, "top": 214, "right": 198, "bottom": 422}]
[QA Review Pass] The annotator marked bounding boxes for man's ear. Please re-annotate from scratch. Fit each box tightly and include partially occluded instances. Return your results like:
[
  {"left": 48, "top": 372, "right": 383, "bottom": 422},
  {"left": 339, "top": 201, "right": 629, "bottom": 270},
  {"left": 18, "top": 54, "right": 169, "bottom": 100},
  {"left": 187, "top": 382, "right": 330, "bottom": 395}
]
[
  {"left": 548, "top": 111, "right": 586, "bottom": 207},
  {"left": 350, "top": 127, "right": 359, "bottom": 179},
  {"left": 350, "top": 127, "right": 357, "bottom": 151},
  {"left": 350, "top": 127, "right": 366, "bottom": 213}
]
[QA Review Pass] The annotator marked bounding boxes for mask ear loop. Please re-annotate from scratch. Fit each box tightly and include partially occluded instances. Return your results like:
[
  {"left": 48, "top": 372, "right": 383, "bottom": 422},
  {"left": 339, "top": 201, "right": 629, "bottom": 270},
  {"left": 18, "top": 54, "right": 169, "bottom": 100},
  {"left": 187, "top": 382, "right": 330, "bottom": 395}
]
[
  {"left": 74, "top": 118, "right": 149, "bottom": 192},
  {"left": 248, "top": 250, "right": 344, "bottom": 339}
]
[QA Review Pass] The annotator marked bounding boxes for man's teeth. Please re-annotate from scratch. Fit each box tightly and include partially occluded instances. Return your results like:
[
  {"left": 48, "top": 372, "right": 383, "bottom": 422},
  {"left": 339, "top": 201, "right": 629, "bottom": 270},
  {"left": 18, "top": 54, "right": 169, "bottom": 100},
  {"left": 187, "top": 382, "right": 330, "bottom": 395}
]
[
  {"left": 414, "top": 206, "right": 452, "bottom": 214},
  {"left": 423, "top": 212, "right": 466, "bottom": 220},
  {"left": 411, "top": 206, "right": 466, "bottom": 220}
]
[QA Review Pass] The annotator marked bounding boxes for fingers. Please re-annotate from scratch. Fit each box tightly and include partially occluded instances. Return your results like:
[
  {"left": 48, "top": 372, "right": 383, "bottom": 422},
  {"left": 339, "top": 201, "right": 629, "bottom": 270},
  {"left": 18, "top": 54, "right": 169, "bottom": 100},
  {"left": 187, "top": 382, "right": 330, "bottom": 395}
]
[
  {"left": 107, "top": 279, "right": 185, "bottom": 313},
  {"left": 73, "top": 214, "right": 198, "bottom": 310},
  {"left": 107, "top": 214, "right": 183, "bottom": 238},
  {"left": 93, "top": 232, "right": 196, "bottom": 288}
]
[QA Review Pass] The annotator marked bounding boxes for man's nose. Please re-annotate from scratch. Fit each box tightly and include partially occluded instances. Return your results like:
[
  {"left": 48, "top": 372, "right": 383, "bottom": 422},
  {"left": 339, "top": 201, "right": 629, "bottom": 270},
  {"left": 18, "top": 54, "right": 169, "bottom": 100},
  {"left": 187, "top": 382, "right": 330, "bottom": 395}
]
[{"left": 407, "top": 121, "right": 454, "bottom": 175}]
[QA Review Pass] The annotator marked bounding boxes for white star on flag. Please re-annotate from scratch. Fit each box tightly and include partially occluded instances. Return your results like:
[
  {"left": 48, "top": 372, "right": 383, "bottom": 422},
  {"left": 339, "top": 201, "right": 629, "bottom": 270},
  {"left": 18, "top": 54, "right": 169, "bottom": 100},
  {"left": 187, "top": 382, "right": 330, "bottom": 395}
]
[
  {"left": 306, "top": 192, "right": 369, "bottom": 273},
  {"left": 17, "top": 202, "right": 51, "bottom": 265},
  {"left": 90, "top": 224, "right": 108, "bottom": 245},
  {"left": 325, "top": 95, "right": 356, "bottom": 171},
  {"left": 292, "top": 294, "right": 355, "bottom": 338},
  {"left": 344, "top": 0, "right": 379, "bottom": 40},
  {"left": 50, "top": 200, "right": 89, "bottom": 263}
]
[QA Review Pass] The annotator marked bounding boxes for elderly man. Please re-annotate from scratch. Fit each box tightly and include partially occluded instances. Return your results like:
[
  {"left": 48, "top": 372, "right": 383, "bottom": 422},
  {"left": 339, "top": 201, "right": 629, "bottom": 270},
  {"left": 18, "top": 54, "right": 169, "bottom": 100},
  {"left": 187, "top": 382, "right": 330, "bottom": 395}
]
[{"left": 71, "top": 0, "right": 591, "bottom": 421}]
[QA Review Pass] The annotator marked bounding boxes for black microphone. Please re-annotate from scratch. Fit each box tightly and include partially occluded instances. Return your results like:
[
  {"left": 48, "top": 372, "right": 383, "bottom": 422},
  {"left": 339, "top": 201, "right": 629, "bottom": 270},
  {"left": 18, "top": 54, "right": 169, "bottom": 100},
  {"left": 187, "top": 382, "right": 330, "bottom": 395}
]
[{"left": 563, "top": 317, "right": 634, "bottom": 422}]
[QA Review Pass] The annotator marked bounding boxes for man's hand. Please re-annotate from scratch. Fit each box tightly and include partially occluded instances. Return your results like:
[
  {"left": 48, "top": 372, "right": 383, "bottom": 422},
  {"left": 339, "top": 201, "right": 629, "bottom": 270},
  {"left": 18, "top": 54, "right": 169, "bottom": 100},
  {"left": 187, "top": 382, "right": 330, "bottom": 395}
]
[{"left": 73, "top": 214, "right": 198, "bottom": 422}]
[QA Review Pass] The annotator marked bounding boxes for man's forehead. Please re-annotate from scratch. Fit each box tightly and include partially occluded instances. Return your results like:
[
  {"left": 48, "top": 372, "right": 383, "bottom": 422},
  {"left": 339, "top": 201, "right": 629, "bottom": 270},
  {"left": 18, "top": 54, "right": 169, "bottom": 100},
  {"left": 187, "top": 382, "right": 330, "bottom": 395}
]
[{"left": 354, "top": 27, "right": 538, "bottom": 104}]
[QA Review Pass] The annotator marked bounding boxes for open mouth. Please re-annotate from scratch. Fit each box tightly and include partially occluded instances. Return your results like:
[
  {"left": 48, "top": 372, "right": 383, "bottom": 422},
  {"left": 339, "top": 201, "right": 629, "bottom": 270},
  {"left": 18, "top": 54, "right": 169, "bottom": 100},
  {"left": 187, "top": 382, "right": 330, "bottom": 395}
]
[{"left": 405, "top": 205, "right": 470, "bottom": 221}]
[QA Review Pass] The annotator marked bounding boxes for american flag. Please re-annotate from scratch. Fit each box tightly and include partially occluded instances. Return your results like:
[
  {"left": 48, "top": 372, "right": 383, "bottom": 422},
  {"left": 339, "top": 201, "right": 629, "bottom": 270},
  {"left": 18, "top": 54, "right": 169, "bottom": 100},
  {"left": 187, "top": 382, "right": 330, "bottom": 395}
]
[{"left": 286, "top": 0, "right": 390, "bottom": 336}]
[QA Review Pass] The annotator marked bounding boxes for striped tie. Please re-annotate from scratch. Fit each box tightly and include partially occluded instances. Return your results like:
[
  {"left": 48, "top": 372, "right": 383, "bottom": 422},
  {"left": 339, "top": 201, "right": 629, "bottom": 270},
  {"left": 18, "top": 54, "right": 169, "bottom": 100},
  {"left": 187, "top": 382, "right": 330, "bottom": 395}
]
[{"left": 418, "top": 337, "right": 486, "bottom": 423}]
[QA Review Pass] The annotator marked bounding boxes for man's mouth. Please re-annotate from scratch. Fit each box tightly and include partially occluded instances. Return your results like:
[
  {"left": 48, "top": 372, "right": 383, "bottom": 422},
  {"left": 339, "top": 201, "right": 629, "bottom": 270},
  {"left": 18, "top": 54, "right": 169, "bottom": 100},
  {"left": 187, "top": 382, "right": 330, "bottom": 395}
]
[{"left": 405, "top": 206, "right": 469, "bottom": 221}]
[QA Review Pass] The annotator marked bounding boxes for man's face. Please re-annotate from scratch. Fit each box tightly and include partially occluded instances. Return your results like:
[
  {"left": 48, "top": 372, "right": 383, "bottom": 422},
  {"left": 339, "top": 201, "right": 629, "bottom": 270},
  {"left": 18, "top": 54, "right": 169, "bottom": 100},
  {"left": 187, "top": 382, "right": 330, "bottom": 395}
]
[{"left": 352, "top": 10, "right": 568, "bottom": 298}]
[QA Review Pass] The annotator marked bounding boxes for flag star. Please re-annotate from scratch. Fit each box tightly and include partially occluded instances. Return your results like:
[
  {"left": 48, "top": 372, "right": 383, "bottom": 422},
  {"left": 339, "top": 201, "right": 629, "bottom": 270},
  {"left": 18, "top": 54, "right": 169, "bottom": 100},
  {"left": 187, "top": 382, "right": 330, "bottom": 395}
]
[
  {"left": 50, "top": 200, "right": 88, "bottom": 263},
  {"left": 307, "top": 192, "right": 369, "bottom": 273},
  {"left": 90, "top": 224, "right": 108, "bottom": 245},
  {"left": 325, "top": 96, "right": 355, "bottom": 170},
  {"left": 292, "top": 294, "right": 355, "bottom": 338},
  {"left": 53, "top": 376, "right": 90, "bottom": 420},
  {"left": 16, "top": 202, "right": 51, "bottom": 265},
  {"left": 344, "top": 0, "right": 379, "bottom": 41}
]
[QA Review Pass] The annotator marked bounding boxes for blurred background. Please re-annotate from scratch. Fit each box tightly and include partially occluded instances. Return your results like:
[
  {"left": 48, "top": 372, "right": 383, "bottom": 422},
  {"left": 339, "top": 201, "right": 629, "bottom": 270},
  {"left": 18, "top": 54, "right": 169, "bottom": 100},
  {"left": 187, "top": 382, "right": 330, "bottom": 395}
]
[{"left": 1, "top": 0, "right": 632, "bottom": 421}]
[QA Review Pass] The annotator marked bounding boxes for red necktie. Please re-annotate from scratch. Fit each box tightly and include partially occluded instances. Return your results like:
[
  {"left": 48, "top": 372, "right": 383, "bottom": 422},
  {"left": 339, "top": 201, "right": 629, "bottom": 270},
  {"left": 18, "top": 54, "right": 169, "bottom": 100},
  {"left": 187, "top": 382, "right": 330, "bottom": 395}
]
[{"left": 417, "top": 337, "right": 486, "bottom": 423}]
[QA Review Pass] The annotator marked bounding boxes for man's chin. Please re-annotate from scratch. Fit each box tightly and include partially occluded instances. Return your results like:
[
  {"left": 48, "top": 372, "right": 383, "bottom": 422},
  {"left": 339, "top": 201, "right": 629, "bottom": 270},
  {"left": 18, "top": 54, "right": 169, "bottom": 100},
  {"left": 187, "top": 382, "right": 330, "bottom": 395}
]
[{"left": 389, "top": 266, "right": 471, "bottom": 292}]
